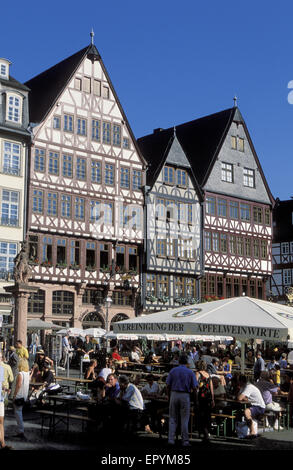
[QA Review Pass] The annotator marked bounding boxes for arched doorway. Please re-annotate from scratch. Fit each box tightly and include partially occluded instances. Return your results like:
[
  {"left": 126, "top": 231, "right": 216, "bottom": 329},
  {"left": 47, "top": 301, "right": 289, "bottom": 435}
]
[
  {"left": 110, "top": 313, "right": 129, "bottom": 331},
  {"left": 82, "top": 311, "right": 105, "bottom": 329}
]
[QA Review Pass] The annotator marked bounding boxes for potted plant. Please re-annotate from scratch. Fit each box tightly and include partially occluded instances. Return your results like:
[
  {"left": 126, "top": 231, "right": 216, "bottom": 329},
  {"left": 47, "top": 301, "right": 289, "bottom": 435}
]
[
  {"left": 86, "top": 265, "right": 96, "bottom": 272},
  {"left": 70, "top": 262, "right": 80, "bottom": 270},
  {"left": 41, "top": 259, "right": 52, "bottom": 267}
]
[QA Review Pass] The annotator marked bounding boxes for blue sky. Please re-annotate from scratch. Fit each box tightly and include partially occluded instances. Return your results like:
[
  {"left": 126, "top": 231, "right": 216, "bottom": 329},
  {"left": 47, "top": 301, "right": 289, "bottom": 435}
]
[{"left": 2, "top": 1, "right": 293, "bottom": 200}]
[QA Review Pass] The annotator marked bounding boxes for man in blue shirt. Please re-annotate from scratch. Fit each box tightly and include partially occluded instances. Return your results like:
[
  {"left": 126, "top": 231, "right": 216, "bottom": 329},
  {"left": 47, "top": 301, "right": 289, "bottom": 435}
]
[
  {"left": 166, "top": 354, "right": 198, "bottom": 447},
  {"left": 253, "top": 351, "right": 265, "bottom": 381},
  {"left": 105, "top": 373, "right": 120, "bottom": 399}
]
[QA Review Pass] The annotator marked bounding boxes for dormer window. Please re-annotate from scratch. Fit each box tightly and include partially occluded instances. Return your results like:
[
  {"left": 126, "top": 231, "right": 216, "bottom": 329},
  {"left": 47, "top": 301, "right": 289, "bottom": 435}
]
[
  {"left": 6, "top": 92, "right": 23, "bottom": 124},
  {"left": 0, "top": 58, "right": 10, "bottom": 80}
]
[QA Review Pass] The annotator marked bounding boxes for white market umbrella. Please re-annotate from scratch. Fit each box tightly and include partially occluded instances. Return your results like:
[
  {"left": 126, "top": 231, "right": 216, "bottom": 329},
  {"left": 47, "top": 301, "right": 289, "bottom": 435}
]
[
  {"left": 103, "top": 331, "right": 139, "bottom": 340},
  {"left": 82, "top": 328, "right": 106, "bottom": 338},
  {"left": 27, "top": 319, "right": 62, "bottom": 331},
  {"left": 113, "top": 297, "right": 293, "bottom": 372},
  {"left": 56, "top": 327, "right": 86, "bottom": 337}
]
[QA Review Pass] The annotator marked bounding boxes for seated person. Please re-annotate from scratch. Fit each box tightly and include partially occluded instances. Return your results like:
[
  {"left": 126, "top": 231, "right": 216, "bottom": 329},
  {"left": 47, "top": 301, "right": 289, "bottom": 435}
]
[
  {"left": 97, "top": 358, "right": 114, "bottom": 384},
  {"left": 115, "top": 375, "right": 145, "bottom": 433},
  {"left": 237, "top": 374, "right": 265, "bottom": 437},
  {"left": 212, "top": 376, "right": 227, "bottom": 399},
  {"left": 221, "top": 357, "right": 232, "bottom": 381},
  {"left": 105, "top": 373, "right": 120, "bottom": 400},
  {"left": 130, "top": 346, "right": 141, "bottom": 363},
  {"left": 141, "top": 374, "right": 160, "bottom": 398},
  {"left": 42, "top": 363, "right": 55, "bottom": 387},
  {"left": 33, "top": 350, "right": 53, "bottom": 374},
  {"left": 84, "top": 359, "right": 97, "bottom": 381},
  {"left": 112, "top": 347, "right": 122, "bottom": 362},
  {"left": 143, "top": 352, "right": 158, "bottom": 372},
  {"left": 207, "top": 358, "right": 226, "bottom": 386},
  {"left": 30, "top": 363, "right": 42, "bottom": 384}
]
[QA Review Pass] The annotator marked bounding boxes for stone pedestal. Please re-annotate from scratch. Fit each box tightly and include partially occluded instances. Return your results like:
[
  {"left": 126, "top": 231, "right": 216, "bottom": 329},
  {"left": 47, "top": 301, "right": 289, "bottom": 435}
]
[{"left": 4, "top": 283, "right": 38, "bottom": 347}]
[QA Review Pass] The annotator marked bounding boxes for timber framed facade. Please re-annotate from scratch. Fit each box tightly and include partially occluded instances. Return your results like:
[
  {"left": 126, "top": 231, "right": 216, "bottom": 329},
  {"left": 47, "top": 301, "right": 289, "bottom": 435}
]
[
  {"left": 268, "top": 199, "right": 293, "bottom": 303},
  {"left": 24, "top": 41, "right": 146, "bottom": 330},
  {"left": 138, "top": 133, "right": 203, "bottom": 312},
  {"left": 138, "top": 107, "right": 274, "bottom": 304}
]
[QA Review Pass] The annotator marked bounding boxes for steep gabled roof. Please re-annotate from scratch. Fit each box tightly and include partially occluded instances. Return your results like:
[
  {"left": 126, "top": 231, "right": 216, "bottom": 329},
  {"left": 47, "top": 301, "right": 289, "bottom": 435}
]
[
  {"left": 138, "top": 108, "right": 235, "bottom": 187},
  {"left": 25, "top": 46, "right": 90, "bottom": 123},
  {"left": 24, "top": 43, "right": 147, "bottom": 167},
  {"left": 139, "top": 130, "right": 203, "bottom": 200},
  {"left": 138, "top": 107, "right": 274, "bottom": 205}
]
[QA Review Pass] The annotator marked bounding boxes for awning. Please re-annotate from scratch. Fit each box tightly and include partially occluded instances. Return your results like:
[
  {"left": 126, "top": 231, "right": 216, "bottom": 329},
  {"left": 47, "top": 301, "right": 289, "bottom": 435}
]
[{"left": 113, "top": 297, "right": 293, "bottom": 342}]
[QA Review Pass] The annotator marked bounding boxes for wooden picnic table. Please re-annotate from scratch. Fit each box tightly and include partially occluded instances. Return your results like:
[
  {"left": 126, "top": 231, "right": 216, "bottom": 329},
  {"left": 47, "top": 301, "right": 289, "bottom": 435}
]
[
  {"left": 55, "top": 376, "right": 93, "bottom": 393},
  {"left": 37, "top": 393, "right": 96, "bottom": 435},
  {"left": 116, "top": 369, "right": 165, "bottom": 379}
]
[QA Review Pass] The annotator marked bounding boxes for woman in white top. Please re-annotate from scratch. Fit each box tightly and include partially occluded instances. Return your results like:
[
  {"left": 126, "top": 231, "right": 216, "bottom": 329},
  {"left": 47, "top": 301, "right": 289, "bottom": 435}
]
[
  {"left": 13, "top": 358, "right": 30, "bottom": 438},
  {"left": 97, "top": 357, "right": 114, "bottom": 383}
]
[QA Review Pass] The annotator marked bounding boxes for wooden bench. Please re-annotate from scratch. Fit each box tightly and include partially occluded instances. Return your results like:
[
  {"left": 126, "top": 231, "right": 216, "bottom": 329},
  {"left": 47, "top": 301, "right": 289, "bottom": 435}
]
[
  {"left": 211, "top": 413, "right": 236, "bottom": 437},
  {"left": 36, "top": 409, "right": 95, "bottom": 435},
  {"left": 258, "top": 408, "right": 287, "bottom": 432}
]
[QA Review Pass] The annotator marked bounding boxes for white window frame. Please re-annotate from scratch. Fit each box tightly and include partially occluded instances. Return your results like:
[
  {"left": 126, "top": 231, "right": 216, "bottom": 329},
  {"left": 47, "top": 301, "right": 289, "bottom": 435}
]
[
  {"left": 0, "top": 241, "right": 17, "bottom": 277},
  {"left": 221, "top": 162, "right": 233, "bottom": 183},
  {"left": 2, "top": 140, "right": 21, "bottom": 176},
  {"left": 283, "top": 268, "right": 292, "bottom": 286},
  {"left": 243, "top": 168, "right": 255, "bottom": 188},
  {"left": 6, "top": 92, "right": 23, "bottom": 124},
  {"left": 0, "top": 189, "right": 19, "bottom": 226}
]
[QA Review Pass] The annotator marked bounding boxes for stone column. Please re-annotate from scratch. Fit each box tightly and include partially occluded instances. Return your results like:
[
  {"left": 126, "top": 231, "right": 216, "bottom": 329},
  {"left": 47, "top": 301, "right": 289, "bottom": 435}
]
[{"left": 4, "top": 283, "right": 38, "bottom": 347}]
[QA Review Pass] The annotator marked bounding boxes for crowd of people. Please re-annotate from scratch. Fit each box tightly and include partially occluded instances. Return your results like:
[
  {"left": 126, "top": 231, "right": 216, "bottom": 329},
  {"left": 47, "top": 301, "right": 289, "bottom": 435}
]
[{"left": 1, "top": 336, "right": 293, "bottom": 449}]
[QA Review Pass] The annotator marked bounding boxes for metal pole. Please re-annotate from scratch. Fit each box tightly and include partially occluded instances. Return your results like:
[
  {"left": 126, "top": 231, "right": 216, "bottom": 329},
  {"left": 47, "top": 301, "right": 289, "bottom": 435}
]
[
  {"left": 241, "top": 340, "right": 245, "bottom": 374},
  {"left": 80, "top": 356, "right": 83, "bottom": 379},
  {"left": 67, "top": 351, "right": 70, "bottom": 377}
]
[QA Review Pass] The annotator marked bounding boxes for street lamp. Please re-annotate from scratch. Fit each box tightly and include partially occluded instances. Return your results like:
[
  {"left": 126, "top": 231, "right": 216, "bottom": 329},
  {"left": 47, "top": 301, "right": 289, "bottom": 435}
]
[
  {"left": 105, "top": 295, "right": 112, "bottom": 333},
  {"left": 104, "top": 295, "right": 112, "bottom": 352}
]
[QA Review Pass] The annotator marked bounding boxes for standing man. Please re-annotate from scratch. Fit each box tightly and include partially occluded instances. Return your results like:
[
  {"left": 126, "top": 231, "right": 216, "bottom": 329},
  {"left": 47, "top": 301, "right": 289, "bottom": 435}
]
[
  {"left": 166, "top": 354, "right": 198, "bottom": 447},
  {"left": 253, "top": 351, "right": 265, "bottom": 381},
  {"left": 15, "top": 340, "right": 29, "bottom": 360},
  {"left": 61, "top": 335, "right": 72, "bottom": 369}
]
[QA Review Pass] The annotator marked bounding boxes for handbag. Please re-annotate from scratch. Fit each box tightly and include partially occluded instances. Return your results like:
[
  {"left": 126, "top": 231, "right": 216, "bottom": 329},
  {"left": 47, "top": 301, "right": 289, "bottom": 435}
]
[{"left": 14, "top": 397, "right": 25, "bottom": 406}]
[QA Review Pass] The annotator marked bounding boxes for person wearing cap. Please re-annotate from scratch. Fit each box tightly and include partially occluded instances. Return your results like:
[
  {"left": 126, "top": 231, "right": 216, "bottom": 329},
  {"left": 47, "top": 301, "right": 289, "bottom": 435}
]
[
  {"left": 31, "top": 350, "right": 53, "bottom": 379},
  {"left": 166, "top": 354, "right": 198, "bottom": 447}
]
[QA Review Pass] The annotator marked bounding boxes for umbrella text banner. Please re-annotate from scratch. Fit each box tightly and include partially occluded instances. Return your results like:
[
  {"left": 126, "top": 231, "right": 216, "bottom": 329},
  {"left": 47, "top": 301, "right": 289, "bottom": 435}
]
[{"left": 114, "top": 321, "right": 286, "bottom": 341}]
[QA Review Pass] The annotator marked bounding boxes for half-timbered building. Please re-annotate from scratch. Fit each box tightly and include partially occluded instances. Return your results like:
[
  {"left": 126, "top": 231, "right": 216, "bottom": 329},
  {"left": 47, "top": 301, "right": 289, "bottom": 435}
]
[
  {"left": 138, "top": 106, "right": 274, "bottom": 301},
  {"left": 0, "top": 58, "right": 30, "bottom": 325},
  {"left": 24, "top": 37, "right": 146, "bottom": 330},
  {"left": 268, "top": 199, "right": 293, "bottom": 303},
  {"left": 137, "top": 131, "right": 203, "bottom": 312}
]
